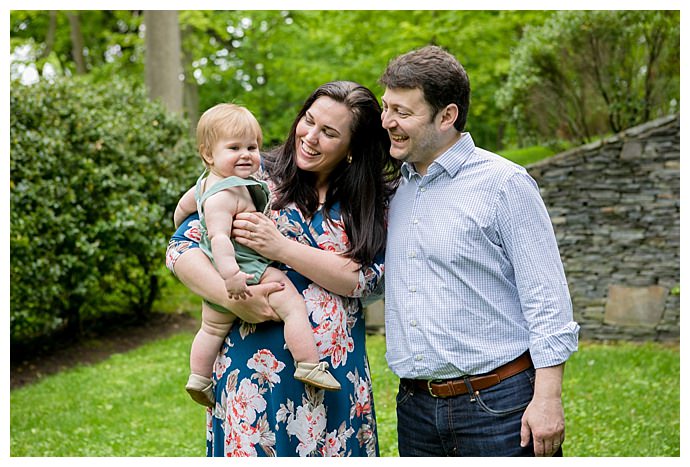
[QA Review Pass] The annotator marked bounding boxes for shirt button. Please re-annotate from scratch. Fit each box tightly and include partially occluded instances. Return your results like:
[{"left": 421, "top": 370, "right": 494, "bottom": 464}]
[
  {"left": 410, "top": 320, "right": 417, "bottom": 327},
  {"left": 415, "top": 355, "right": 423, "bottom": 361},
  {"left": 409, "top": 286, "right": 416, "bottom": 293},
  {"left": 420, "top": 187, "right": 427, "bottom": 192},
  {"left": 408, "top": 251, "right": 416, "bottom": 258},
  {"left": 413, "top": 218, "right": 419, "bottom": 224}
]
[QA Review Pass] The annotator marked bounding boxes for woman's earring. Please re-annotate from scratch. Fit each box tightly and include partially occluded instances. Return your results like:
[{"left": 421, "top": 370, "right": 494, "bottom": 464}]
[{"left": 346, "top": 154, "right": 353, "bottom": 164}]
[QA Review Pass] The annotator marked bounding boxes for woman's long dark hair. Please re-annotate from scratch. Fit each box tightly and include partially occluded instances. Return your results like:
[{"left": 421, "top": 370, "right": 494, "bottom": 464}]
[{"left": 264, "top": 81, "right": 401, "bottom": 268}]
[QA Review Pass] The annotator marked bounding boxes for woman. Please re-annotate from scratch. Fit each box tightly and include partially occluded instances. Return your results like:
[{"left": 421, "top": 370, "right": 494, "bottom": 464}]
[{"left": 166, "top": 81, "right": 400, "bottom": 456}]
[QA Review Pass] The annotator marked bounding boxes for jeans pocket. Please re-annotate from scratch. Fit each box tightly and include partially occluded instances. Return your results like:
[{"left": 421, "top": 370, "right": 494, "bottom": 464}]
[
  {"left": 474, "top": 369, "right": 535, "bottom": 416},
  {"left": 396, "top": 381, "right": 415, "bottom": 406}
]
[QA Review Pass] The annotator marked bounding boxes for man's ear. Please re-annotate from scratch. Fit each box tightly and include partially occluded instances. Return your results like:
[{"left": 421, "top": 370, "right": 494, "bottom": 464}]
[{"left": 438, "top": 104, "right": 459, "bottom": 131}]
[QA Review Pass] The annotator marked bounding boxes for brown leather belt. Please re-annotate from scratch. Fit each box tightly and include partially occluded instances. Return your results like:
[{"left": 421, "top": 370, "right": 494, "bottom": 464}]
[{"left": 403, "top": 352, "right": 533, "bottom": 398}]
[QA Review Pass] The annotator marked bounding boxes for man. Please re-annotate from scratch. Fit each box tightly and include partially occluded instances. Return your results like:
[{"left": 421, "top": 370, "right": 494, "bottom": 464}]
[{"left": 380, "top": 45, "right": 579, "bottom": 457}]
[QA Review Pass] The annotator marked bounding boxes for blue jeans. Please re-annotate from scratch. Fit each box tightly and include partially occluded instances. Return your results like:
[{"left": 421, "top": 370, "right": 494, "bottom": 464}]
[{"left": 396, "top": 367, "right": 562, "bottom": 456}]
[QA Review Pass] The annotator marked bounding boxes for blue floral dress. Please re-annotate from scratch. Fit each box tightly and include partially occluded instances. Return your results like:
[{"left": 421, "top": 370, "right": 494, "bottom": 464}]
[{"left": 167, "top": 173, "right": 383, "bottom": 457}]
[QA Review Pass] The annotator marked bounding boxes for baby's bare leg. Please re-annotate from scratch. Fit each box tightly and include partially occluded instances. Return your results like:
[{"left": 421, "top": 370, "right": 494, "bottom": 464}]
[
  {"left": 189, "top": 301, "right": 236, "bottom": 377},
  {"left": 262, "top": 267, "right": 319, "bottom": 364}
]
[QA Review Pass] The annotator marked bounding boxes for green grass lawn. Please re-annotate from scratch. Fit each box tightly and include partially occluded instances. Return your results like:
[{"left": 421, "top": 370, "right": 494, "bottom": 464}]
[
  {"left": 500, "top": 145, "right": 557, "bottom": 166},
  {"left": 562, "top": 341, "right": 681, "bottom": 456},
  {"left": 10, "top": 331, "right": 204, "bottom": 456},
  {"left": 10, "top": 330, "right": 679, "bottom": 457}
]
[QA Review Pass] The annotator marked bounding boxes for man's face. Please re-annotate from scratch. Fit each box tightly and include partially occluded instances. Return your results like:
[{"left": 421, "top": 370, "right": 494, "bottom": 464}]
[{"left": 380, "top": 87, "right": 443, "bottom": 174}]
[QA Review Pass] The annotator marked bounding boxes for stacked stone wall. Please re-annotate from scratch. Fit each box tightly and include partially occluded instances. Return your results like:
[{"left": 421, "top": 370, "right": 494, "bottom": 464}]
[{"left": 527, "top": 114, "right": 680, "bottom": 341}]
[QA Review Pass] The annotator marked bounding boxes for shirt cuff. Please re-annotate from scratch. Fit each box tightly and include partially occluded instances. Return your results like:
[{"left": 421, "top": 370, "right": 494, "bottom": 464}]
[{"left": 530, "top": 321, "right": 581, "bottom": 368}]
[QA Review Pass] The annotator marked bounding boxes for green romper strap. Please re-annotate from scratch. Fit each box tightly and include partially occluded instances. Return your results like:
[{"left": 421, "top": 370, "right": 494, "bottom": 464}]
[{"left": 195, "top": 172, "right": 270, "bottom": 214}]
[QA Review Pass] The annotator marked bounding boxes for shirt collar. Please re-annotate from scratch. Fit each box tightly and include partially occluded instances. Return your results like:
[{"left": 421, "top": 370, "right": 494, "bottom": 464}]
[{"left": 401, "top": 133, "right": 475, "bottom": 180}]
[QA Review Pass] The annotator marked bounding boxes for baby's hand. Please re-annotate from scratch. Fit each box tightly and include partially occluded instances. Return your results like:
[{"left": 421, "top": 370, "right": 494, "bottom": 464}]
[{"left": 224, "top": 271, "right": 255, "bottom": 300}]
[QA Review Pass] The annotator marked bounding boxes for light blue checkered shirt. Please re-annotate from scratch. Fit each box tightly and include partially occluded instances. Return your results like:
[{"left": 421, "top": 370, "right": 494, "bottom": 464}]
[{"left": 384, "top": 133, "right": 579, "bottom": 379}]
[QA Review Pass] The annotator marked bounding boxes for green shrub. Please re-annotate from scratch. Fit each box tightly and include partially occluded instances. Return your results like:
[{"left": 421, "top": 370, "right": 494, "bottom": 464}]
[{"left": 10, "top": 77, "right": 196, "bottom": 342}]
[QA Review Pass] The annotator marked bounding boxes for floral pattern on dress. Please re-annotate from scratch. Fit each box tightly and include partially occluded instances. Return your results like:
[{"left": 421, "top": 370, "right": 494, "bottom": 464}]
[
  {"left": 185, "top": 195, "right": 384, "bottom": 457},
  {"left": 305, "top": 284, "right": 357, "bottom": 369},
  {"left": 184, "top": 219, "right": 202, "bottom": 243},
  {"left": 218, "top": 350, "right": 284, "bottom": 457},
  {"left": 248, "top": 349, "right": 286, "bottom": 388},
  {"left": 315, "top": 217, "right": 350, "bottom": 252},
  {"left": 348, "top": 364, "right": 378, "bottom": 457},
  {"left": 352, "top": 261, "right": 385, "bottom": 299}
]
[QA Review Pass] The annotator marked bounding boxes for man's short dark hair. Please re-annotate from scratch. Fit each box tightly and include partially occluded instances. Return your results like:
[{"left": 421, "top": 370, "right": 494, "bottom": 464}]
[{"left": 379, "top": 45, "right": 470, "bottom": 132}]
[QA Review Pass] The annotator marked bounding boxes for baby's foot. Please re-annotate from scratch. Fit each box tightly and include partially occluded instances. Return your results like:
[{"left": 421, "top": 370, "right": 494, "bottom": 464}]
[
  {"left": 185, "top": 374, "right": 215, "bottom": 407},
  {"left": 294, "top": 361, "right": 341, "bottom": 391}
]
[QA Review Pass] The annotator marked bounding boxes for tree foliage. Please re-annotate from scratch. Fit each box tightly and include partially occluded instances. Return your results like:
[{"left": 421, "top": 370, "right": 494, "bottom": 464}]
[
  {"left": 178, "top": 10, "right": 553, "bottom": 148},
  {"left": 10, "top": 10, "right": 680, "bottom": 149},
  {"left": 10, "top": 78, "right": 196, "bottom": 342},
  {"left": 10, "top": 10, "right": 145, "bottom": 84},
  {"left": 496, "top": 10, "right": 680, "bottom": 145},
  {"left": 10, "top": 10, "right": 560, "bottom": 150},
  {"left": 8, "top": 10, "right": 681, "bottom": 344}
]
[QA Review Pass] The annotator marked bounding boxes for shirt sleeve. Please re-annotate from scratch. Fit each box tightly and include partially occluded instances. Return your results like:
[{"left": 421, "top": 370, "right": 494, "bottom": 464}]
[{"left": 495, "top": 171, "right": 580, "bottom": 368}]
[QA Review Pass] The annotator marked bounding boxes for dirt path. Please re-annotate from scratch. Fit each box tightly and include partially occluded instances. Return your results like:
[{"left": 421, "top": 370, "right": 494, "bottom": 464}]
[{"left": 10, "top": 312, "right": 198, "bottom": 390}]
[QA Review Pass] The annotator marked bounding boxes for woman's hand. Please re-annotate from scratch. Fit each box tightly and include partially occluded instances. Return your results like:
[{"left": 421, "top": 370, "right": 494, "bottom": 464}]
[
  {"left": 233, "top": 212, "right": 287, "bottom": 262},
  {"left": 235, "top": 212, "right": 361, "bottom": 296},
  {"left": 229, "top": 282, "right": 283, "bottom": 323},
  {"left": 172, "top": 248, "right": 282, "bottom": 323}
]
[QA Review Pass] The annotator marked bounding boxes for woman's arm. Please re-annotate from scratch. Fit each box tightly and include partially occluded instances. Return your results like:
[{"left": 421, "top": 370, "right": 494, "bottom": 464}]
[
  {"left": 173, "top": 248, "right": 283, "bottom": 323},
  {"left": 232, "top": 212, "right": 360, "bottom": 296}
]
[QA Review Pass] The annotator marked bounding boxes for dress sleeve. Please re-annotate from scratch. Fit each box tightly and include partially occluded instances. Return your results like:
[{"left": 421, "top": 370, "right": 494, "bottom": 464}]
[
  {"left": 165, "top": 212, "right": 202, "bottom": 275},
  {"left": 349, "top": 248, "right": 385, "bottom": 301}
]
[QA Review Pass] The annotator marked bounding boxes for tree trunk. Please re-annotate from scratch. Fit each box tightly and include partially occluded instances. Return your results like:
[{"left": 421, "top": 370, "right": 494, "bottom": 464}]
[
  {"left": 144, "top": 10, "right": 184, "bottom": 115},
  {"left": 181, "top": 23, "right": 199, "bottom": 136},
  {"left": 67, "top": 12, "right": 86, "bottom": 74},
  {"left": 39, "top": 11, "right": 57, "bottom": 60}
]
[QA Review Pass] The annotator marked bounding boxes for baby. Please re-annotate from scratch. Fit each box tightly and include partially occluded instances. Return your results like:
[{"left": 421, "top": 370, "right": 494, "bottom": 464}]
[{"left": 174, "top": 103, "right": 340, "bottom": 407}]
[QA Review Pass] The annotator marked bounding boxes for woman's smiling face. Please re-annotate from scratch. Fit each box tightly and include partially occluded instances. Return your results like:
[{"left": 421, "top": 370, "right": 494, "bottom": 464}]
[{"left": 294, "top": 96, "right": 353, "bottom": 184}]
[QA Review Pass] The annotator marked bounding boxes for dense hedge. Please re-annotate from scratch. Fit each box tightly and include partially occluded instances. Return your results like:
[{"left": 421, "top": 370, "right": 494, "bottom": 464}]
[{"left": 10, "top": 77, "right": 196, "bottom": 342}]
